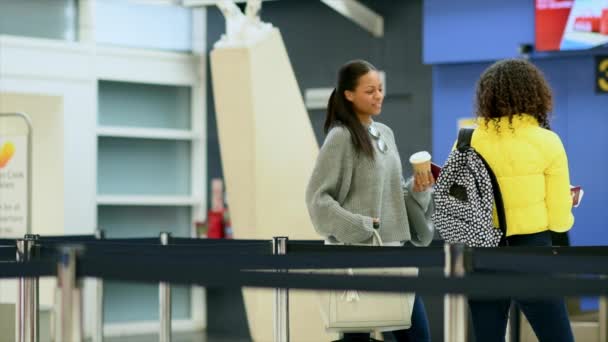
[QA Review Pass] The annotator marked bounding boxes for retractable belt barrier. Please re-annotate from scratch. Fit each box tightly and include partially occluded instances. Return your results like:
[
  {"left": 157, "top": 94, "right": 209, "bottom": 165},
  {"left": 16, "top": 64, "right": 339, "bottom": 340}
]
[
  {"left": 1, "top": 254, "right": 607, "bottom": 297},
  {"left": 1, "top": 237, "right": 607, "bottom": 277},
  {"left": 1, "top": 234, "right": 608, "bottom": 342},
  {"left": 0, "top": 240, "right": 607, "bottom": 294},
  {"left": 2, "top": 238, "right": 608, "bottom": 276}
]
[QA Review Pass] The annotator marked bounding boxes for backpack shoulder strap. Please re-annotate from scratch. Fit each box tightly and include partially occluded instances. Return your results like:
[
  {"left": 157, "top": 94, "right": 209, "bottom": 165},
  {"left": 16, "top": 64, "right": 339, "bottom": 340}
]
[
  {"left": 479, "top": 157, "right": 508, "bottom": 240},
  {"left": 457, "top": 128, "right": 474, "bottom": 151},
  {"left": 457, "top": 127, "right": 508, "bottom": 242}
]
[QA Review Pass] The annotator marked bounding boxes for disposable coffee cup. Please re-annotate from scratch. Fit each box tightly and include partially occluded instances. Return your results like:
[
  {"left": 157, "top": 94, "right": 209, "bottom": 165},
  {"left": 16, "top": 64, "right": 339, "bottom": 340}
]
[{"left": 409, "top": 151, "right": 432, "bottom": 175}]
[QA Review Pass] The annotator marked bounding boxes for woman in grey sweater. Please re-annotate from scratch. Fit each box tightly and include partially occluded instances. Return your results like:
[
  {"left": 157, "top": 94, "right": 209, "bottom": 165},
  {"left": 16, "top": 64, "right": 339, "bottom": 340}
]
[{"left": 306, "top": 60, "right": 434, "bottom": 342}]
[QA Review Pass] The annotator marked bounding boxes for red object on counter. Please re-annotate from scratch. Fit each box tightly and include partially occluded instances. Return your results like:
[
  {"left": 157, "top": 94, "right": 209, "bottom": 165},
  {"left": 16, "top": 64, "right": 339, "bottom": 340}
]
[
  {"left": 205, "top": 208, "right": 233, "bottom": 239},
  {"left": 206, "top": 210, "right": 225, "bottom": 239}
]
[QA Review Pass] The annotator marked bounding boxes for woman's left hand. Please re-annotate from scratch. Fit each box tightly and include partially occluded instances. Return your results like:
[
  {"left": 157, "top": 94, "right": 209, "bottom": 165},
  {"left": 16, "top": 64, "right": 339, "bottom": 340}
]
[{"left": 413, "top": 170, "right": 435, "bottom": 192}]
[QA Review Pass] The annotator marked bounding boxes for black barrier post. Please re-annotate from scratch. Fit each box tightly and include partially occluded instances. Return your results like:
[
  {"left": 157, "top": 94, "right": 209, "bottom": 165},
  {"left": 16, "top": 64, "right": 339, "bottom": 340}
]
[
  {"left": 27, "top": 234, "right": 40, "bottom": 342},
  {"left": 159, "top": 232, "right": 172, "bottom": 342},
  {"left": 94, "top": 229, "right": 105, "bottom": 342},
  {"left": 57, "top": 246, "right": 84, "bottom": 342},
  {"left": 444, "top": 243, "right": 468, "bottom": 342},
  {"left": 16, "top": 234, "right": 39, "bottom": 342},
  {"left": 273, "top": 237, "right": 289, "bottom": 342}
]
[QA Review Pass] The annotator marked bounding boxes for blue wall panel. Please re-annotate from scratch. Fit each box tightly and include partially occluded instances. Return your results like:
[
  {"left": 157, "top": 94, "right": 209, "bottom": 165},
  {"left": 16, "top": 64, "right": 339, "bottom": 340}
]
[
  {"left": 431, "top": 62, "right": 487, "bottom": 165},
  {"left": 423, "top": 0, "right": 534, "bottom": 64},
  {"left": 560, "top": 58, "right": 608, "bottom": 247}
]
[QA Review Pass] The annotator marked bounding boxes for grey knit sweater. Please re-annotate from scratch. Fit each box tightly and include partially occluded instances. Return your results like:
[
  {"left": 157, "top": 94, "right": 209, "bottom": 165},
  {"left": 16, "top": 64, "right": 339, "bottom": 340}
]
[{"left": 306, "top": 122, "right": 433, "bottom": 244}]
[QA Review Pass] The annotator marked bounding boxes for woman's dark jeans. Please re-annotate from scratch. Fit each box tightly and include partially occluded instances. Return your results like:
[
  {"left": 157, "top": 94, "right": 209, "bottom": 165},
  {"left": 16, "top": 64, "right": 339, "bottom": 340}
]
[{"left": 468, "top": 231, "right": 574, "bottom": 342}]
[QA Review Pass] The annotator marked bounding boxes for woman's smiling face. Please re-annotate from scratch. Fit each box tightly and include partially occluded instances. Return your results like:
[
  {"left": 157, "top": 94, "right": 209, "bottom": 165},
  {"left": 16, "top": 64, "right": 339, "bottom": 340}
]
[{"left": 344, "top": 70, "right": 384, "bottom": 118}]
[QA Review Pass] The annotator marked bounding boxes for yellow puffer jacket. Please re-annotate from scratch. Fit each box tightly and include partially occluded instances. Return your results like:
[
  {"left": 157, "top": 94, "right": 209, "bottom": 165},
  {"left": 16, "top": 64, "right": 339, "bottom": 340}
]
[{"left": 471, "top": 114, "right": 574, "bottom": 236}]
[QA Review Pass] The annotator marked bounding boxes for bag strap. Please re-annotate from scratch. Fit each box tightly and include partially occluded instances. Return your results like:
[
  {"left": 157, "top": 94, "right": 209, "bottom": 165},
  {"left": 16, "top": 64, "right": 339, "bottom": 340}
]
[
  {"left": 457, "top": 128, "right": 508, "bottom": 242},
  {"left": 371, "top": 230, "right": 383, "bottom": 247},
  {"left": 457, "top": 128, "right": 474, "bottom": 151},
  {"left": 479, "top": 156, "right": 507, "bottom": 240},
  {"left": 345, "top": 231, "right": 383, "bottom": 279}
]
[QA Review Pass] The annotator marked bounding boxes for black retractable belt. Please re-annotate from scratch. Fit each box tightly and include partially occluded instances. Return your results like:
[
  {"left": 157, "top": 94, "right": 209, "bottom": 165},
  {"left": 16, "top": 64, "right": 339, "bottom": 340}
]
[
  {"left": 475, "top": 245, "right": 608, "bottom": 256},
  {"left": 37, "top": 234, "right": 95, "bottom": 242},
  {"left": 72, "top": 256, "right": 608, "bottom": 298},
  {"left": 0, "top": 260, "right": 56, "bottom": 278},
  {"left": 169, "top": 237, "right": 271, "bottom": 245},
  {"left": 473, "top": 249, "right": 608, "bottom": 274},
  {"left": 0, "top": 238, "right": 16, "bottom": 246},
  {"left": 0, "top": 246, "right": 17, "bottom": 261}
]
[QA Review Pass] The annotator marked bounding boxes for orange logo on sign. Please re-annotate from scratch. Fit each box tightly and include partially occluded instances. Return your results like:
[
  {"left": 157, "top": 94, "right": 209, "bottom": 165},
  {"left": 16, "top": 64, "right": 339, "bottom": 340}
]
[{"left": 0, "top": 142, "right": 16, "bottom": 168}]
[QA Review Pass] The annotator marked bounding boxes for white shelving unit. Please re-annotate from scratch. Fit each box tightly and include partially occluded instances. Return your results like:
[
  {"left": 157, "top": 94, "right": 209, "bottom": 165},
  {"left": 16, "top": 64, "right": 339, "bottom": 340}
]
[
  {"left": 95, "top": 48, "right": 207, "bottom": 334},
  {"left": 1, "top": 0, "right": 208, "bottom": 338},
  {"left": 97, "top": 195, "right": 201, "bottom": 206},
  {"left": 96, "top": 126, "right": 198, "bottom": 141}
]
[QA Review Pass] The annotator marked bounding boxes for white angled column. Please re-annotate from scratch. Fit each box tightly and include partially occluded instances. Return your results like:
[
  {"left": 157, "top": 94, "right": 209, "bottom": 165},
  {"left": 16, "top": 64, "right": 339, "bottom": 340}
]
[{"left": 210, "top": 26, "right": 330, "bottom": 341}]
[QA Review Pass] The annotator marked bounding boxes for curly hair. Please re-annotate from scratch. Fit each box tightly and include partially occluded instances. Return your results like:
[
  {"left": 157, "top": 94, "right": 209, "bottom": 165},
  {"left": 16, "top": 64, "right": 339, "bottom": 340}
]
[{"left": 475, "top": 59, "right": 553, "bottom": 130}]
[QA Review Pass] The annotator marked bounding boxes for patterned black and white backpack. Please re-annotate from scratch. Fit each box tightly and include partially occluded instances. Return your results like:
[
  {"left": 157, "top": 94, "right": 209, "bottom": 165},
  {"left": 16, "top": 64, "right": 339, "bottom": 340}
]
[{"left": 432, "top": 128, "right": 506, "bottom": 247}]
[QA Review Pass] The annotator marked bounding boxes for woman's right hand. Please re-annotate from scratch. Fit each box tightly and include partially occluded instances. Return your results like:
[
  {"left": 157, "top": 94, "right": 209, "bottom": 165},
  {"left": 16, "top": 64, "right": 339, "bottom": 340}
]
[{"left": 413, "top": 171, "right": 435, "bottom": 192}]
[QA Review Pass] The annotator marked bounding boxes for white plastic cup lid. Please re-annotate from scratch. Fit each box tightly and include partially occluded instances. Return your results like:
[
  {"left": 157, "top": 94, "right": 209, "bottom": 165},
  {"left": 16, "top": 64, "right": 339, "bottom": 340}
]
[{"left": 409, "top": 151, "right": 432, "bottom": 164}]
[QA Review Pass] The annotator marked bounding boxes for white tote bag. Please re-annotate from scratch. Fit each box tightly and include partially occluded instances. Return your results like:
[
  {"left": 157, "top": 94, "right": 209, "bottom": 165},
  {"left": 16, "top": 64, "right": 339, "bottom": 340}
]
[{"left": 318, "top": 231, "right": 417, "bottom": 333}]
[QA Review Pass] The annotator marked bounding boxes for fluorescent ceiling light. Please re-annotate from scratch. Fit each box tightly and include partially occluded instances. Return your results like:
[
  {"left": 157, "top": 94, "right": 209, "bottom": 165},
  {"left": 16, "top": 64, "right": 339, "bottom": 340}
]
[
  {"left": 182, "top": 0, "right": 278, "bottom": 7},
  {"left": 320, "top": 0, "right": 383, "bottom": 37},
  {"left": 129, "top": 0, "right": 181, "bottom": 5}
]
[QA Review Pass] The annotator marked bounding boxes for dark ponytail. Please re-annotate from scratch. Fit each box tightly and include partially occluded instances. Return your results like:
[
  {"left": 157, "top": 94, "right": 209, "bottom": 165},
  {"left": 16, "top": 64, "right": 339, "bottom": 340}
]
[
  {"left": 323, "top": 89, "right": 338, "bottom": 133},
  {"left": 323, "top": 60, "right": 377, "bottom": 159}
]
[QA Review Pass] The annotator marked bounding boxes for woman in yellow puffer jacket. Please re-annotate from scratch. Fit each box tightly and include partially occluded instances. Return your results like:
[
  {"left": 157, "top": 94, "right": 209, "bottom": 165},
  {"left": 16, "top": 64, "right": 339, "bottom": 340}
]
[{"left": 467, "top": 59, "right": 575, "bottom": 342}]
